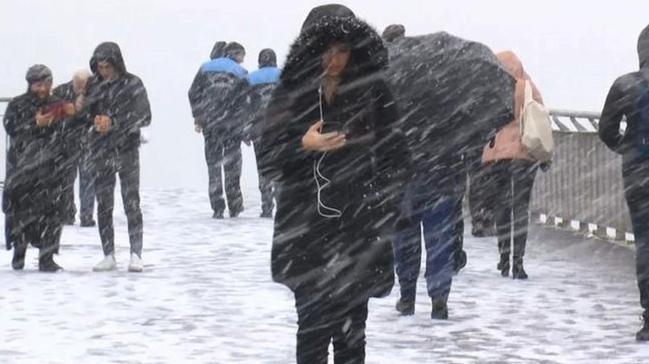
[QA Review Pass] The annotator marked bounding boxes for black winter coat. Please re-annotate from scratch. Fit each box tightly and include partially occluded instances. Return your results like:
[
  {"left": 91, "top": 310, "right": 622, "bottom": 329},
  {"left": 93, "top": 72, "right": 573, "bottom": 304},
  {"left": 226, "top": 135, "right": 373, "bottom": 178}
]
[
  {"left": 3, "top": 92, "right": 67, "bottom": 249},
  {"left": 85, "top": 42, "right": 151, "bottom": 155},
  {"left": 386, "top": 32, "right": 515, "bottom": 198},
  {"left": 259, "top": 14, "right": 411, "bottom": 300},
  {"left": 599, "top": 27, "right": 649, "bottom": 188}
]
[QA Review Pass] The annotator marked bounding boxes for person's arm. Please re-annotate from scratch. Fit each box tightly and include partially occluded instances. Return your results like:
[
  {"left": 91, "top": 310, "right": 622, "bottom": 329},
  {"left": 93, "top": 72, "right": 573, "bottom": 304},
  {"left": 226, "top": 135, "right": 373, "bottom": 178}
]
[
  {"left": 188, "top": 67, "right": 206, "bottom": 127},
  {"left": 599, "top": 76, "right": 631, "bottom": 154}
]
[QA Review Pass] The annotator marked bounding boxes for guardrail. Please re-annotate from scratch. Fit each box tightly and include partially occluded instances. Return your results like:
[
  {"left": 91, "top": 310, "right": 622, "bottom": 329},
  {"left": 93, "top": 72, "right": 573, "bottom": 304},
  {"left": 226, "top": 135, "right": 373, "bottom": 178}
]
[{"left": 532, "top": 110, "right": 631, "bottom": 241}]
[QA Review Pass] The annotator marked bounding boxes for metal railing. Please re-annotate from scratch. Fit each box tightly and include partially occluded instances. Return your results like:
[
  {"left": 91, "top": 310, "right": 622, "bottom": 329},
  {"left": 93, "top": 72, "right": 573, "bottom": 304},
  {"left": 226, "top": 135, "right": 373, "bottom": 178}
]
[{"left": 531, "top": 110, "right": 631, "bottom": 240}]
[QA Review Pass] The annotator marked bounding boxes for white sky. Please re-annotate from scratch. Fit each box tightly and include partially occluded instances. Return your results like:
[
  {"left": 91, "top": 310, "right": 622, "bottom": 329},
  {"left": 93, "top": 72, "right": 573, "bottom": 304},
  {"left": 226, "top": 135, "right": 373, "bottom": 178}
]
[{"left": 1, "top": 0, "right": 648, "bottom": 189}]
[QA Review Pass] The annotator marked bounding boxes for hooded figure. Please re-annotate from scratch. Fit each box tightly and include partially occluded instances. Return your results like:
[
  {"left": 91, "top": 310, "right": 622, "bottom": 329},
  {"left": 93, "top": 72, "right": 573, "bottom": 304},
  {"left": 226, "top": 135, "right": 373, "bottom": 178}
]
[
  {"left": 245, "top": 48, "right": 281, "bottom": 217},
  {"left": 3, "top": 64, "right": 69, "bottom": 272},
  {"left": 187, "top": 41, "right": 249, "bottom": 218},
  {"left": 85, "top": 41, "right": 151, "bottom": 273},
  {"left": 599, "top": 24, "right": 649, "bottom": 341},
  {"left": 386, "top": 31, "right": 515, "bottom": 319},
  {"left": 259, "top": 5, "right": 410, "bottom": 363}
]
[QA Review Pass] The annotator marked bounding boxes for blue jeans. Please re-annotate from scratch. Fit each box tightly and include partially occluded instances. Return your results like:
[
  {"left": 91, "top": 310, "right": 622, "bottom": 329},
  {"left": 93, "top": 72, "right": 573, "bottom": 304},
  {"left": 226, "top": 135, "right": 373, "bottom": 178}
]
[{"left": 394, "top": 184, "right": 457, "bottom": 301}]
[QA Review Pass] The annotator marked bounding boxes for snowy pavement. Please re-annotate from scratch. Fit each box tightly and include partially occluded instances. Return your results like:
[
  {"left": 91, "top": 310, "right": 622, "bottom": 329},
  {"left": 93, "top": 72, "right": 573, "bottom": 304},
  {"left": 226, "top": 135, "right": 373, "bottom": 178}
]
[{"left": 1, "top": 188, "right": 649, "bottom": 363}]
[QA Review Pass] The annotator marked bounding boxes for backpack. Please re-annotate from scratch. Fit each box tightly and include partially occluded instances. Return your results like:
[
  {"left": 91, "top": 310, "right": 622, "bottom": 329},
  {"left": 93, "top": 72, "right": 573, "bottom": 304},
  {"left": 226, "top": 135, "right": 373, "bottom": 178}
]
[{"left": 520, "top": 80, "right": 554, "bottom": 162}]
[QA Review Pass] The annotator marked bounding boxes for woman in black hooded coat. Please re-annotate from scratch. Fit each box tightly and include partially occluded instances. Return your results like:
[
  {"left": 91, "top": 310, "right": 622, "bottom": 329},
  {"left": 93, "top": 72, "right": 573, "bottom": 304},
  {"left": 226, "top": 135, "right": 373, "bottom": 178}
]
[{"left": 259, "top": 4, "right": 410, "bottom": 364}]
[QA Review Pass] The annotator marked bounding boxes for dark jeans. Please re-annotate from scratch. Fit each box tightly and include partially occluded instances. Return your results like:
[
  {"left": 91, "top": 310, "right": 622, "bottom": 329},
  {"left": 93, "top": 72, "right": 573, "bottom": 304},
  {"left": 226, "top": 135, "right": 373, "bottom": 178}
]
[
  {"left": 94, "top": 148, "right": 143, "bottom": 256},
  {"left": 62, "top": 147, "right": 95, "bottom": 222},
  {"left": 204, "top": 133, "right": 243, "bottom": 214},
  {"left": 487, "top": 160, "right": 538, "bottom": 258},
  {"left": 253, "top": 141, "right": 274, "bottom": 214},
  {"left": 294, "top": 288, "right": 369, "bottom": 364},
  {"left": 625, "top": 179, "right": 649, "bottom": 312},
  {"left": 394, "top": 180, "right": 457, "bottom": 301}
]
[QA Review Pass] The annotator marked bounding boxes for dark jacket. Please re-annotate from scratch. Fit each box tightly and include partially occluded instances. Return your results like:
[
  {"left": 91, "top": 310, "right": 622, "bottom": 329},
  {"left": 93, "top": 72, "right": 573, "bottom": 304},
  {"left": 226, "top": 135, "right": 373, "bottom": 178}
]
[
  {"left": 187, "top": 56, "right": 249, "bottom": 139},
  {"left": 599, "top": 26, "right": 649, "bottom": 186},
  {"left": 259, "top": 11, "right": 410, "bottom": 299},
  {"left": 52, "top": 81, "right": 91, "bottom": 158},
  {"left": 385, "top": 32, "right": 515, "bottom": 199},
  {"left": 85, "top": 42, "right": 151, "bottom": 154},
  {"left": 245, "top": 66, "right": 281, "bottom": 143},
  {"left": 3, "top": 92, "right": 66, "bottom": 249}
]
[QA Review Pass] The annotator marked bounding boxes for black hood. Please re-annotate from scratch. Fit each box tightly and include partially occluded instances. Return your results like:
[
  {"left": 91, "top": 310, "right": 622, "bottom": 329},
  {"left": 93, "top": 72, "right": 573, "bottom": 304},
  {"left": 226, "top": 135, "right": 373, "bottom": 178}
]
[
  {"left": 90, "top": 42, "right": 127, "bottom": 79},
  {"left": 300, "top": 4, "right": 355, "bottom": 32},
  {"left": 210, "top": 41, "right": 227, "bottom": 60},
  {"left": 281, "top": 11, "right": 387, "bottom": 89},
  {"left": 638, "top": 24, "right": 649, "bottom": 69}
]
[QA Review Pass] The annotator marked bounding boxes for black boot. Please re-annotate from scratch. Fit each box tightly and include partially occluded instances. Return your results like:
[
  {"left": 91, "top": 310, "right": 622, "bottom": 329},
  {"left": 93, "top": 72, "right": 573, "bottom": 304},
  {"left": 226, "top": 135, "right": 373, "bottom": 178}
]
[
  {"left": 395, "top": 298, "right": 415, "bottom": 316},
  {"left": 431, "top": 294, "right": 449, "bottom": 320},
  {"left": 638, "top": 312, "right": 649, "bottom": 341},
  {"left": 38, "top": 253, "right": 62, "bottom": 273},
  {"left": 497, "top": 253, "right": 510, "bottom": 277},
  {"left": 11, "top": 244, "right": 27, "bottom": 270},
  {"left": 512, "top": 257, "right": 528, "bottom": 280},
  {"left": 212, "top": 211, "right": 224, "bottom": 219},
  {"left": 80, "top": 218, "right": 96, "bottom": 227}
]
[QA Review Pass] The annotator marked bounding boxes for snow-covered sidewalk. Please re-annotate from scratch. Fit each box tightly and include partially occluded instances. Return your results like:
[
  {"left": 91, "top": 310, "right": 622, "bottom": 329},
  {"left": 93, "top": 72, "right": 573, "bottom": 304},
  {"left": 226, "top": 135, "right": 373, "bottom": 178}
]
[{"left": 1, "top": 188, "right": 648, "bottom": 363}]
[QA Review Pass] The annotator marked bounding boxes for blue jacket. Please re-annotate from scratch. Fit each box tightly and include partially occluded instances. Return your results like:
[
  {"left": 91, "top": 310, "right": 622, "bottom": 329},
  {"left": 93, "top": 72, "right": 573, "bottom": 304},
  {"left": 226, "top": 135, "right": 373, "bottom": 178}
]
[
  {"left": 188, "top": 57, "right": 250, "bottom": 137},
  {"left": 245, "top": 66, "right": 280, "bottom": 142}
]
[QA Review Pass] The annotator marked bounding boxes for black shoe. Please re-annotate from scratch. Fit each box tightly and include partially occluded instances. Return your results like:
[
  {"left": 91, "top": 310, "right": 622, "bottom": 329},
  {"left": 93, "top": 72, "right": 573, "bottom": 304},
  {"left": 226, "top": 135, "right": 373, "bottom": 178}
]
[
  {"left": 471, "top": 221, "right": 486, "bottom": 237},
  {"left": 260, "top": 211, "right": 273, "bottom": 219},
  {"left": 512, "top": 257, "right": 528, "bottom": 280},
  {"left": 80, "top": 219, "right": 96, "bottom": 227},
  {"left": 454, "top": 250, "right": 467, "bottom": 275},
  {"left": 497, "top": 254, "right": 510, "bottom": 277},
  {"left": 395, "top": 298, "right": 415, "bottom": 316},
  {"left": 230, "top": 207, "right": 243, "bottom": 218},
  {"left": 38, "top": 256, "right": 62, "bottom": 272},
  {"left": 431, "top": 295, "right": 449, "bottom": 320},
  {"left": 11, "top": 245, "right": 27, "bottom": 270},
  {"left": 212, "top": 211, "right": 224, "bottom": 219},
  {"left": 637, "top": 313, "right": 649, "bottom": 341}
]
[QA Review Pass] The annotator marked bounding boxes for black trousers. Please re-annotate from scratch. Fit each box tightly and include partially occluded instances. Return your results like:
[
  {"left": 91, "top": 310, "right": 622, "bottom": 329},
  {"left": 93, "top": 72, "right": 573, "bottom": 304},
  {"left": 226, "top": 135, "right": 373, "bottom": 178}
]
[
  {"left": 204, "top": 133, "right": 243, "bottom": 214},
  {"left": 294, "top": 288, "right": 369, "bottom": 364},
  {"left": 94, "top": 148, "right": 143, "bottom": 256},
  {"left": 466, "top": 154, "right": 494, "bottom": 228},
  {"left": 487, "top": 160, "right": 538, "bottom": 258},
  {"left": 61, "top": 146, "right": 95, "bottom": 222},
  {"left": 625, "top": 176, "right": 649, "bottom": 312},
  {"left": 252, "top": 141, "right": 274, "bottom": 214}
]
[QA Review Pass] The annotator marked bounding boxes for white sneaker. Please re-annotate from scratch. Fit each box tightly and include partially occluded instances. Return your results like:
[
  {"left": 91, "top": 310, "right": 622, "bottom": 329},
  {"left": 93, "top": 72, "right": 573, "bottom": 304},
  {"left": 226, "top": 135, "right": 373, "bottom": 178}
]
[
  {"left": 128, "top": 253, "right": 143, "bottom": 273},
  {"left": 93, "top": 254, "right": 117, "bottom": 272}
]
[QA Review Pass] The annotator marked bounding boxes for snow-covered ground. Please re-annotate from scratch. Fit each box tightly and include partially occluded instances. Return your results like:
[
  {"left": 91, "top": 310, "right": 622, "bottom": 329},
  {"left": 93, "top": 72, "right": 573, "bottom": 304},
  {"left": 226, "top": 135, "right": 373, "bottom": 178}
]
[{"left": 1, "top": 186, "right": 649, "bottom": 364}]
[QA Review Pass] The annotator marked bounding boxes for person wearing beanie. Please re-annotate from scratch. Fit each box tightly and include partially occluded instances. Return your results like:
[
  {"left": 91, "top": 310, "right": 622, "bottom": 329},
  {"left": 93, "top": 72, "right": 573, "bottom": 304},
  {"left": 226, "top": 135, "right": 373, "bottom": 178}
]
[
  {"left": 85, "top": 41, "right": 152, "bottom": 273},
  {"left": 245, "top": 48, "right": 281, "bottom": 218},
  {"left": 187, "top": 41, "right": 249, "bottom": 219},
  {"left": 52, "top": 70, "right": 96, "bottom": 228},
  {"left": 3, "top": 64, "right": 74, "bottom": 272},
  {"left": 599, "top": 24, "right": 649, "bottom": 341}
]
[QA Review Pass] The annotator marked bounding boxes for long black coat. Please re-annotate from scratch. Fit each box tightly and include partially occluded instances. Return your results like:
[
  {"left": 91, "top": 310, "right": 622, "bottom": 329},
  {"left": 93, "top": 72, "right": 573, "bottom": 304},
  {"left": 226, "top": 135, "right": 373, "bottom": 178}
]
[
  {"left": 259, "top": 14, "right": 410, "bottom": 300},
  {"left": 3, "top": 92, "right": 66, "bottom": 249}
]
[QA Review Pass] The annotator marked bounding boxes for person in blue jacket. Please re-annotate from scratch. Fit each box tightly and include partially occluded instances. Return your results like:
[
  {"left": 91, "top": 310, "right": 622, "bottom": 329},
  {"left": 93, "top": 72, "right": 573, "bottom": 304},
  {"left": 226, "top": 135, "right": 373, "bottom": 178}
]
[
  {"left": 245, "top": 49, "right": 281, "bottom": 218},
  {"left": 188, "top": 42, "right": 249, "bottom": 219}
]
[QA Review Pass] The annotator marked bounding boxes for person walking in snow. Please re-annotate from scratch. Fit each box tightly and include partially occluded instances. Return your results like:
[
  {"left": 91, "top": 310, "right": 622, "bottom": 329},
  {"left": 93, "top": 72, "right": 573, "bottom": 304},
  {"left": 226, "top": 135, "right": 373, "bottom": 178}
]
[
  {"left": 3, "top": 65, "right": 74, "bottom": 272},
  {"left": 85, "top": 42, "right": 151, "bottom": 273},
  {"left": 482, "top": 51, "right": 545, "bottom": 280},
  {"left": 245, "top": 48, "right": 281, "bottom": 218},
  {"left": 188, "top": 41, "right": 249, "bottom": 219},
  {"left": 259, "top": 4, "right": 409, "bottom": 363},
  {"left": 599, "top": 24, "right": 649, "bottom": 341},
  {"left": 53, "top": 70, "right": 97, "bottom": 228}
]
